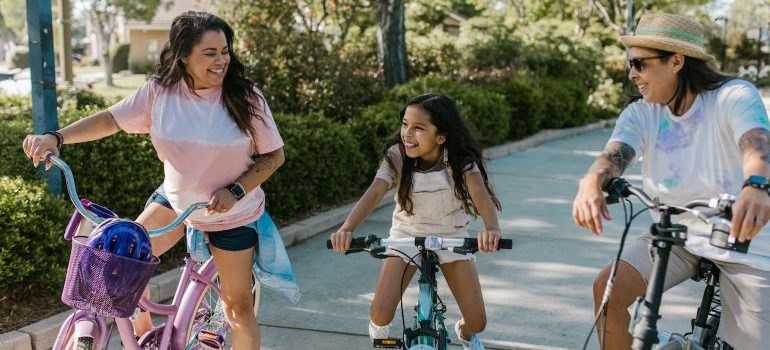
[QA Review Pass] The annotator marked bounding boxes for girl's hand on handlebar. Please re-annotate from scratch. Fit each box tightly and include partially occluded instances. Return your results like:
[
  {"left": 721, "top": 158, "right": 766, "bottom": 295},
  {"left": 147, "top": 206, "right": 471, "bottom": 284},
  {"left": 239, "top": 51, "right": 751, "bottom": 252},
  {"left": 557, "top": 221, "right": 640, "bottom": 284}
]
[
  {"left": 205, "top": 189, "right": 237, "bottom": 216},
  {"left": 731, "top": 186, "right": 770, "bottom": 242},
  {"left": 573, "top": 176, "right": 612, "bottom": 235},
  {"left": 477, "top": 229, "right": 501, "bottom": 252},
  {"left": 22, "top": 134, "right": 59, "bottom": 170},
  {"left": 330, "top": 229, "right": 353, "bottom": 252}
]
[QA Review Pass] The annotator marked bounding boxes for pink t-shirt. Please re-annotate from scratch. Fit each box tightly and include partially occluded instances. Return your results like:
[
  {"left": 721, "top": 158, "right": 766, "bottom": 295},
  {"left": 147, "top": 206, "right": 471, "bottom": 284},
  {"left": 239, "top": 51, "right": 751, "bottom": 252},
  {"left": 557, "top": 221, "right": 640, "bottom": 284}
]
[{"left": 109, "top": 80, "right": 284, "bottom": 231}]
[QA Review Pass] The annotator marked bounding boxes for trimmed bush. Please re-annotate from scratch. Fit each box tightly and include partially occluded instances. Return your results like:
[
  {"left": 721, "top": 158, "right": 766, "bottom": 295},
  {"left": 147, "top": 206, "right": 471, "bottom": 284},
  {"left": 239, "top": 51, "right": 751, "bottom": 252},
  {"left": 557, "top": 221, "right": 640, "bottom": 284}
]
[
  {"left": 537, "top": 77, "right": 590, "bottom": 129},
  {"left": 389, "top": 77, "right": 511, "bottom": 145},
  {"left": 131, "top": 61, "right": 156, "bottom": 75},
  {"left": 112, "top": 44, "right": 130, "bottom": 73},
  {"left": 0, "top": 176, "right": 71, "bottom": 292},
  {"left": 347, "top": 101, "right": 402, "bottom": 173},
  {"left": 263, "top": 113, "right": 368, "bottom": 219},
  {"left": 11, "top": 49, "right": 29, "bottom": 69},
  {"left": 488, "top": 73, "right": 546, "bottom": 140}
]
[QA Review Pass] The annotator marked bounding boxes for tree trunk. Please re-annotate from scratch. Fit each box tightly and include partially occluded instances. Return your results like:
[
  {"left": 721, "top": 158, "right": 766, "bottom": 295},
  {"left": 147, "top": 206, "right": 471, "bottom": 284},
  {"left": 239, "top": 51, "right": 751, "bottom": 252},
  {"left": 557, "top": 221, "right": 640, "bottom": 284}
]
[{"left": 376, "top": 0, "right": 407, "bottom": 88}]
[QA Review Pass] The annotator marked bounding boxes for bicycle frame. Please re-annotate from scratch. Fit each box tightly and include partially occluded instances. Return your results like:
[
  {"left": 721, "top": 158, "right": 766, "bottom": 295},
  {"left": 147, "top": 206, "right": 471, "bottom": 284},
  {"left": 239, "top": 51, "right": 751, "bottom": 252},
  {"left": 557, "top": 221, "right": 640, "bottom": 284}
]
[
  {"left": 53, "top": 256, "right": 221, "bottom": 350},
  {"left": 403, "top": 250, "right": 447, "bottom": 350}
]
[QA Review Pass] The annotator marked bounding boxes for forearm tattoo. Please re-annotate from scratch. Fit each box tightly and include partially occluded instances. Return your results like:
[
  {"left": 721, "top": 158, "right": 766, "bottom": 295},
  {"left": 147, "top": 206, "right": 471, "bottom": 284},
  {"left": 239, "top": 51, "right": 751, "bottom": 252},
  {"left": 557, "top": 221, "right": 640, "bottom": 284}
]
[
  {"left": 739, "top": 128, "right": 770, "bottom": 164},
  {"left": 589, "top": 141, "right": 636, "bottom": 183},
  {"left": 255, "top": 153, "right": 279, "bottom": 172}
]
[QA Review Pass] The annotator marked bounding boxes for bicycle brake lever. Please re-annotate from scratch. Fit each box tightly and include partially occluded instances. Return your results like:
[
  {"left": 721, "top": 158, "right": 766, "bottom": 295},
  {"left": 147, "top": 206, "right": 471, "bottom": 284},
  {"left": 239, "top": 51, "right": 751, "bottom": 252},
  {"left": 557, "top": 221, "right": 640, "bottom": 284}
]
[
  {"left": 370, "top": 247, "right": 389, "bottom": 259},
  {"left": 344, "top": 248, "right": 366, "bottom": 255}
]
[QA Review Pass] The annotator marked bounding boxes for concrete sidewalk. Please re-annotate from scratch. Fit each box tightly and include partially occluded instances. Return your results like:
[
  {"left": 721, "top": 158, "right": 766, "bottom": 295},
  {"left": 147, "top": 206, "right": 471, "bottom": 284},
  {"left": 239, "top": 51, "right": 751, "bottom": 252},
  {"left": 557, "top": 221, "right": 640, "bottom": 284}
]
[{"left": 252, "top": 128, "right": 704, "bottom": 350}]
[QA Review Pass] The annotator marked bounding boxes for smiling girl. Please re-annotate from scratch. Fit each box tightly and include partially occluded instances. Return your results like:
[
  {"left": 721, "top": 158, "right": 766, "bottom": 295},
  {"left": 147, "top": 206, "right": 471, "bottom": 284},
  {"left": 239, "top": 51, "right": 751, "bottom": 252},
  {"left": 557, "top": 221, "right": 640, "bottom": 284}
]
[{"left": 330, "top": 93, "right": 502, "bottom": 350}]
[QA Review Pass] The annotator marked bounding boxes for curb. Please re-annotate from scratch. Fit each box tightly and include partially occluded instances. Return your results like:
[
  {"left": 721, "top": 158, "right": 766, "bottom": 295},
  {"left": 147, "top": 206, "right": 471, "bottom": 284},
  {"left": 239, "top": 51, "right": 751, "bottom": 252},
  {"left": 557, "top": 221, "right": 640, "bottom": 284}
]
[{"left": 0, "top": 119, "right": 611, "bottom": 350}]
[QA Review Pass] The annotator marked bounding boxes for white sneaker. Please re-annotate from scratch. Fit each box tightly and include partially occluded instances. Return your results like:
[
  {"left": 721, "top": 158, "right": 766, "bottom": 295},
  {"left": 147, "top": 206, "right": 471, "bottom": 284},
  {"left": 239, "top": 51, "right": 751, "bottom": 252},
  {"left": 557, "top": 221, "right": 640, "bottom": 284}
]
[
  {"left": 369, "top": 320, "right": 391, "bottom": 341},
  {"left": 454, "top": 320, "right": 485, "bottom": 350}
]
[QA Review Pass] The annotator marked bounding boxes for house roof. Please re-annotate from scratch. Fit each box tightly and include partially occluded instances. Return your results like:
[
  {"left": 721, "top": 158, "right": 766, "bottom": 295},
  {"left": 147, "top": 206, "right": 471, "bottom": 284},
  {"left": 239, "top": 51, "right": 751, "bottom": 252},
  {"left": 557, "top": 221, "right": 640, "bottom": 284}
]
[{"left": 125, "top": 0, "right": 219, "bottom": 30}]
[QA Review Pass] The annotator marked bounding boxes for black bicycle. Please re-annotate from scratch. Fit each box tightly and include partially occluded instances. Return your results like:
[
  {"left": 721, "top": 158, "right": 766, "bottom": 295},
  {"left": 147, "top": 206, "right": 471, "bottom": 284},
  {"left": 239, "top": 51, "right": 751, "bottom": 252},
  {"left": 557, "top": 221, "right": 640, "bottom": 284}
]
[
  {"left": 327, "top": 235, "right": 512, "bottom": 350},
  {"left": 591, "top": 178, "right": 746, "bottom": 350}
]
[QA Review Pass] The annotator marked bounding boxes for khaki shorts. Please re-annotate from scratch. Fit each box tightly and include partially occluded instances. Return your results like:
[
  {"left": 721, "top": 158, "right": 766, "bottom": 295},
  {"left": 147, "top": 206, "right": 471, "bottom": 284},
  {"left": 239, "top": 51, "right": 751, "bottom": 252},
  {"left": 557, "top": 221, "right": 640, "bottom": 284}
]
[{"left": 621, "top": 236, "right": 770, "bottom": 350}]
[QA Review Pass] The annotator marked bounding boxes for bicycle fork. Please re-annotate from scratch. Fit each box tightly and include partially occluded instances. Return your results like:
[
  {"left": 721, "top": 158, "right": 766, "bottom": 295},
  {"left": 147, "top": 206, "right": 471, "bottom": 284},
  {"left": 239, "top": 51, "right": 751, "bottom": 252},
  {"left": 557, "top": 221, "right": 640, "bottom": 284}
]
[{"left": 53, "top": 310, "right": 109, "bottom": 350}]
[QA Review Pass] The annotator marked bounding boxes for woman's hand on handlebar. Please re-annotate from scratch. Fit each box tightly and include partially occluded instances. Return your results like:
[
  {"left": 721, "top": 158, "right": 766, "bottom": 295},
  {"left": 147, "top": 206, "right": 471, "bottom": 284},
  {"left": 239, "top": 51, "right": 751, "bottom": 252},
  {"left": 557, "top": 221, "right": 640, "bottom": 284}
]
[
  {"left": 22, "top": 134, "right": 59, "bottom": 170},
  {"left": 477, "top": 229, "right": 501, "bottom": 252},
  {"left": 573, "top": 175, "right": 612, "bottom": 235},
  {"left": 330, "top": 228, "right": 353, "bottom": 252},
  {"left": 731, "top": 186, "right": 770, "bottom": 242}
]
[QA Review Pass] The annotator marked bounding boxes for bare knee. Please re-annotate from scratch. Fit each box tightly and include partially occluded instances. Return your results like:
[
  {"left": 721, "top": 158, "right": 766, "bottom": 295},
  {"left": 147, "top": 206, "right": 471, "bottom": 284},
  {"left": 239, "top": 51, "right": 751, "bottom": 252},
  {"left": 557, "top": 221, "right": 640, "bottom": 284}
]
[
  {"left": 370, "top": 302, "right": 395, "bottom": 326},
  {"left": 222, "top": 295, "right": 255, "bottom": 322},
  {"left": 593, "top": 260, "right": 646, "bottom": 311},
  {"left": 462, "top": 313, "right": 487, "bottom": 334}
]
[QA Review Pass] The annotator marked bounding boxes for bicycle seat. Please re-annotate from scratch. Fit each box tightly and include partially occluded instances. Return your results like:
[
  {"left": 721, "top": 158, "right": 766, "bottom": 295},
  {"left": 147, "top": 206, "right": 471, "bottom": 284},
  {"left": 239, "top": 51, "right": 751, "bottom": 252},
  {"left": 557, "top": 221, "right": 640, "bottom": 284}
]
[{"left": 87, "top": 219, "right": 153, "bottom": 261}]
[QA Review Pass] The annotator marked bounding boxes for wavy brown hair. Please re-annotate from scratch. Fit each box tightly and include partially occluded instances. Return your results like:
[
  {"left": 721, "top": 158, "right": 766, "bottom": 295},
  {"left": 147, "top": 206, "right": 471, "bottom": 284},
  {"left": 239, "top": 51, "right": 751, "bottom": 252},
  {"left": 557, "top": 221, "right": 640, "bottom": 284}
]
[
  {"left": 153, "top": 11, "right": 262, "bottom": 137},
  {"left": 382, "top": 93, "right": 501, "bottom": 216}
]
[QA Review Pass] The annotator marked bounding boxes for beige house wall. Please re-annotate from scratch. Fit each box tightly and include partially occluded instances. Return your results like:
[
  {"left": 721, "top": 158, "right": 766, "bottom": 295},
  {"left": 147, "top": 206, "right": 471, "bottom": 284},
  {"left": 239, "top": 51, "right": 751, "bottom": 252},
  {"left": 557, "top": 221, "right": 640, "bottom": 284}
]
[{"left": 127, "top": 30, "right": 170, "bottom": 69}]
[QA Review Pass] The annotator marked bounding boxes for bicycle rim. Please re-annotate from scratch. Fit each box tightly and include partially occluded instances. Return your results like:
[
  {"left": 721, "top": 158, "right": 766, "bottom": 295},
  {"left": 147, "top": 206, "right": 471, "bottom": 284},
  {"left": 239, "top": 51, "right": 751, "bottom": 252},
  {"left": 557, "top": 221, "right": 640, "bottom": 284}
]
[{"left": 183, "top": 271, "right": 258, "bottom": 350}]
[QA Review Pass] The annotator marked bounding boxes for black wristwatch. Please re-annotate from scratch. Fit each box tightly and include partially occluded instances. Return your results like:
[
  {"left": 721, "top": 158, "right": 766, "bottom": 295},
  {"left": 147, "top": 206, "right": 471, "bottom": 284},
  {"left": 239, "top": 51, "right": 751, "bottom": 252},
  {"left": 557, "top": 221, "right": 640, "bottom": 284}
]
[
  {"left": 225, "top": 182, "right": 246, "bottom": 200},
  {"left": 742, "top": 175, "right": 770, "bottom": 192}
]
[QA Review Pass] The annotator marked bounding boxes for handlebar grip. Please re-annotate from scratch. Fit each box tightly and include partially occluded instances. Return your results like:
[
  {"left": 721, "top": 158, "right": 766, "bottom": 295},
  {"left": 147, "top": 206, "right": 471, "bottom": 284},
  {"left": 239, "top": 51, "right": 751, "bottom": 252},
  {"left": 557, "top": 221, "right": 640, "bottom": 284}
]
[
  {"left": 326, "top": 237, "right": 368, "bottom": 250},
  {"left": 498, "top": 239, "right": 513, "bottom": 250}
]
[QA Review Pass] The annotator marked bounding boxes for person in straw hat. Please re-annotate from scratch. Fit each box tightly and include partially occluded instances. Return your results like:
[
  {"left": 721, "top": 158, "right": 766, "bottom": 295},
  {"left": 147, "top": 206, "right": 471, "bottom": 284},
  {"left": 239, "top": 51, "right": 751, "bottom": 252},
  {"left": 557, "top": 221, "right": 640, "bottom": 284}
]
[{"left": 573, "top": 13, "right": 770, "bottom": 349}]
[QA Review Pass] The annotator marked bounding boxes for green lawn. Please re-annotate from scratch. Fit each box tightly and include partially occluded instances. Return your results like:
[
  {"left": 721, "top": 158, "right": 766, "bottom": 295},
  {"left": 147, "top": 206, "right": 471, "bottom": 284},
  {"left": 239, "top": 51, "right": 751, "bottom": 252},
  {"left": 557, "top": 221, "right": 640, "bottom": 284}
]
[{"left": 88, "top": 73, "right": 149, "bottom": 100}]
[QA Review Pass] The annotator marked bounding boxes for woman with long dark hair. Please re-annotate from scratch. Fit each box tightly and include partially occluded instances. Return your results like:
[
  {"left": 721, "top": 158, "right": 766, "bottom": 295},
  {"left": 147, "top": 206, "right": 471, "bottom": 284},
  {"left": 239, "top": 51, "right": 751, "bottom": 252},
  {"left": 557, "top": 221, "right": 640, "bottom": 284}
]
[
  {"left": 23, "top": 11, "right": 297, "bottom": 348},
  {"left": 573, "top": 13, "right": 770, "bottom": 349}
]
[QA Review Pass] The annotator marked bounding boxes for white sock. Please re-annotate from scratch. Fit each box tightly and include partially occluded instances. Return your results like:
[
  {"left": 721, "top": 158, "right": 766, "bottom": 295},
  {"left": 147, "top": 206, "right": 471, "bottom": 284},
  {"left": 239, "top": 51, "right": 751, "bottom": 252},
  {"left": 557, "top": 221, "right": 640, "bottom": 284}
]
[{"left": 369, "top": 320, "right": 391, "bottom": 340}]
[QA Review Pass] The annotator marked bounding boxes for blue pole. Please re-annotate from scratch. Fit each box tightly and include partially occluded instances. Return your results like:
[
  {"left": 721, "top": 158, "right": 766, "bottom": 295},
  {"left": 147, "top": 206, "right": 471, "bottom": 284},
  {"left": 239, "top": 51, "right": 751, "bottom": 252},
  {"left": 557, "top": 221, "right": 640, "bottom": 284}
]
[{"left": 26, "top": 0, "right": 62, "bottom": 194}]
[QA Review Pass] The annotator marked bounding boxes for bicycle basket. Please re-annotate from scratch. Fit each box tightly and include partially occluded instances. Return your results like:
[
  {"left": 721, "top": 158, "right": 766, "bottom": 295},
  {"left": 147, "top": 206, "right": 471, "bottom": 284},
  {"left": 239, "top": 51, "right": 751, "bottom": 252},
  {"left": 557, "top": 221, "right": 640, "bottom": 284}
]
[{"left": 61, "top": 237, "right": 159, "bottom": 318}]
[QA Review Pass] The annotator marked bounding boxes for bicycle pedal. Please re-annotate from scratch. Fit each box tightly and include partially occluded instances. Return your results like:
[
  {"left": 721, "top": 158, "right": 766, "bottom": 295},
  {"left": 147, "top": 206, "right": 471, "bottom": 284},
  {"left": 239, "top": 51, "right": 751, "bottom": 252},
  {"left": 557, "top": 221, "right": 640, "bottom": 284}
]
[
  {"left": 196, "top": 330, "right": 226, "bottom": 350},
  {"left": 373, "top": 338, "right": 403, "bottom": 348}
]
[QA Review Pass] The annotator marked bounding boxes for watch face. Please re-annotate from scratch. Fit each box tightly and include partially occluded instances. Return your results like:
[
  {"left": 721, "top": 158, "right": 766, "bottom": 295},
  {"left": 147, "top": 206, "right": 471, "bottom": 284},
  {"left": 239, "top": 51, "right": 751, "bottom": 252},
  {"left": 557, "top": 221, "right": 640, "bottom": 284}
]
[{"left": 749, "top": 175, "right": 770, "bottom": 185}]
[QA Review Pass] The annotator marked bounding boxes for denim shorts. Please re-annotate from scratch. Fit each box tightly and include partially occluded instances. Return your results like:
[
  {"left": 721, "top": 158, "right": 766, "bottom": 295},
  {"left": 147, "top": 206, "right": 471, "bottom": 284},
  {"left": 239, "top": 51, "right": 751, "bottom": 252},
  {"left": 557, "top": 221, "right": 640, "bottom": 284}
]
[{"left": 145, "top": 186, "right": 258, "bottom": 251}]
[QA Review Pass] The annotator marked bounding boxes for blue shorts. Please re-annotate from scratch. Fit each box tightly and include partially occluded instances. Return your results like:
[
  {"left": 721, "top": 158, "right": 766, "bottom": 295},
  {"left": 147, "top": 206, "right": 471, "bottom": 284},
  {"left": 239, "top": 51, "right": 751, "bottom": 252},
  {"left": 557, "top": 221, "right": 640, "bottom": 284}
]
[{"left": 145, "top": 186, "right": 258, "bottom": 251}]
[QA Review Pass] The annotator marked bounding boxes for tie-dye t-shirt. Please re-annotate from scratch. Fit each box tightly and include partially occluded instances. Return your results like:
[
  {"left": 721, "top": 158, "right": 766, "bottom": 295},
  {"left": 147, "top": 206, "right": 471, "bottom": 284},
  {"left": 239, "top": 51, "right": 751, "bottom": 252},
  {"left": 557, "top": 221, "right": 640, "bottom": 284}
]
[
  {"left": 109, "top": 80, "right": 283, "bottom": 231},
  {"left": 610, "top": 79, "right": 770, "bottom": 269}
]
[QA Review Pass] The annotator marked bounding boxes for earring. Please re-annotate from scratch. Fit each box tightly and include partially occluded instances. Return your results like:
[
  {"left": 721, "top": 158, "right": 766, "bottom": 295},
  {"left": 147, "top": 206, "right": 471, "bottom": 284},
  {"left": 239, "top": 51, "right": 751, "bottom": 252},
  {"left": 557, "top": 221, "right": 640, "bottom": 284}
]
[{"left": 443, "top": 147, "right": 453, "bottom": 177}]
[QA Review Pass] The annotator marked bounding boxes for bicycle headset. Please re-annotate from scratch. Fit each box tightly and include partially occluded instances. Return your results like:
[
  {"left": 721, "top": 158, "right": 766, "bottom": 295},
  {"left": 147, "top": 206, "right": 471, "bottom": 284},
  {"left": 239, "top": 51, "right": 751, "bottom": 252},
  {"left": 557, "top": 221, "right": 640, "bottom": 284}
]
[{"left": 87, "top": 218, "right": 153, "bottom": 262}]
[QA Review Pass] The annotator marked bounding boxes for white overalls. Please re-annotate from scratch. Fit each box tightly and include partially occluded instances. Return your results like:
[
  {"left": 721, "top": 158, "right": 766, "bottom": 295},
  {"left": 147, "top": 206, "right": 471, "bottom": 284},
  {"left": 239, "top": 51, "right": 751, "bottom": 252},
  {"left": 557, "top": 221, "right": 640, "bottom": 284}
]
[{"left": 388, "top": 167, "right": 475, "bottom": 265}]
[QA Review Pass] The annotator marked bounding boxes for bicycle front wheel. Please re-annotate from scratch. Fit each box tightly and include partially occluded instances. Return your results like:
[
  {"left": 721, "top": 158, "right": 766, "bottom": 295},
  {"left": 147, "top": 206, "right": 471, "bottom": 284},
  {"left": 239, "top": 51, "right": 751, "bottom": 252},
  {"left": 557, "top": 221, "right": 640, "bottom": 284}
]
[{"left": 181, "top": 261, "right": 259, "bottom": 350}]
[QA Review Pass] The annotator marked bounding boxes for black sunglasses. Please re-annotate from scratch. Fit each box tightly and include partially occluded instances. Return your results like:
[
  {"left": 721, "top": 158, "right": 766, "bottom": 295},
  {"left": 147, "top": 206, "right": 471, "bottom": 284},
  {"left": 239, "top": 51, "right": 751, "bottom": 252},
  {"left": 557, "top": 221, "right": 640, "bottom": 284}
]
[{"left": 629, "top": 55, "right": 670, "bottom": 72}]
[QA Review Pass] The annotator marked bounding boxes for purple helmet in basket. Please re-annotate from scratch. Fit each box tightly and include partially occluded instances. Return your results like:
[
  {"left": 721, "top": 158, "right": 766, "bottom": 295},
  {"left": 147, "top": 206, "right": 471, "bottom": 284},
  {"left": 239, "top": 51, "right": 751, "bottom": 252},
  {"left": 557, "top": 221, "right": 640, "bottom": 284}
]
[{"left": 87, "top": 219, "right": 153, "bottom": 261}]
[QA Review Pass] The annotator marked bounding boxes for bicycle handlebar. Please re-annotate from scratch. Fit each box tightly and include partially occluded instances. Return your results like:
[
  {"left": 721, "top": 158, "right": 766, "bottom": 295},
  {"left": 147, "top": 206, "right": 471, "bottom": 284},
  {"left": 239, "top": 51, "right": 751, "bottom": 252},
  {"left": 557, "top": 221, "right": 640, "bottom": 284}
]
[
  {"left": 604, "top": 177, "right": 734, "bottom": 225},
  {"left": 46, "top": 154, "right": 207, "bottom": 235},
  {"left": 326, "top": 234, "right": 513, "bottom": 255}
]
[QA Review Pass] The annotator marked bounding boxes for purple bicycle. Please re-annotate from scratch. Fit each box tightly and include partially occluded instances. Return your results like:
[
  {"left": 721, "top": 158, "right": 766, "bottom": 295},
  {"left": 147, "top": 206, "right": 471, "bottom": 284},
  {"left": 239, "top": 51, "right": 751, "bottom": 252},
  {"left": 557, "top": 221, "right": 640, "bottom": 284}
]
[{"left": 47, "top": 154, "right": 258, "bottom": 350}]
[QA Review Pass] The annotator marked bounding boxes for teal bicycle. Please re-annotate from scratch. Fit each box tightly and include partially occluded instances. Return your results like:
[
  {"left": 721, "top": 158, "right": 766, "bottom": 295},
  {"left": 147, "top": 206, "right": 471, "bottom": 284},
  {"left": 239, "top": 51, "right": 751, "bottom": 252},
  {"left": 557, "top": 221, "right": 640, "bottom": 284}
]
[{"left": 327, "top": 235, "right": 512, "bottom": 350}]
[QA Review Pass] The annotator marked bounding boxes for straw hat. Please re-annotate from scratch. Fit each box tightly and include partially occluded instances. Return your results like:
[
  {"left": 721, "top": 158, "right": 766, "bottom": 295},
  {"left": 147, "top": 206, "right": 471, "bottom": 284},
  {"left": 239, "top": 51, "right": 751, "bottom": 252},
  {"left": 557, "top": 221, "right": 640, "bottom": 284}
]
[{"left": 620, "top": 13, "right": 715, "bottom": 62}]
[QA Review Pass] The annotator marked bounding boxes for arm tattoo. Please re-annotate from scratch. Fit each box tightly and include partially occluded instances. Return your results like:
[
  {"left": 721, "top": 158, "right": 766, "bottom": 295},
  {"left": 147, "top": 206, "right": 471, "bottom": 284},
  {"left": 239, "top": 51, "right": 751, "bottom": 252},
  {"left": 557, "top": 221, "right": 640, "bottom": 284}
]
[
  {"left": 255, "top": 153, "right": 279, "bottom": 172},
  {"left": 739, "top": 128, "right": 770, "bottom": 164},
  {"left": 589, "top": 141, "right": 636, "bottom": 184}
]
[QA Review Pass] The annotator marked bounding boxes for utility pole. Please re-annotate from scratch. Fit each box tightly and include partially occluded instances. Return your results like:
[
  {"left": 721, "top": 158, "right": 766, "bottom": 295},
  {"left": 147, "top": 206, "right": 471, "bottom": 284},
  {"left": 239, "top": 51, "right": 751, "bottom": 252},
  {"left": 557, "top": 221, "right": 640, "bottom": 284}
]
[
  {"left": 58, "top": 0, "right": 73, "bottom": 84},
  {"left": 26, "top": 0, "right": 62, "bottom": 194}
]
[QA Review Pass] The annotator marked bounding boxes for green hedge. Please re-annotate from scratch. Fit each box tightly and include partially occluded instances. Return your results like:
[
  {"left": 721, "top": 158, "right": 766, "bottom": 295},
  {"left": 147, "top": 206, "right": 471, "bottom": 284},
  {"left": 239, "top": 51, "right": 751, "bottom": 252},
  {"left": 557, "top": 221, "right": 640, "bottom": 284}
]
[
  {"left": 488, "top": 73, "right": 546, "bottom": 140},
  {"left": 263, "top": 113, "right": 368, "bottom": 218},
  {"left": 538, "top": 77, "right": 590, "bottom": 129},
  {"left": 347, "top": 101, "right": 402, "bottom": 173},
  {"left": 0, "top": 176, "right": 70, "bottom": 292},
  {"left": 388, "top": 77, "right": 511, "bottom": 145}
]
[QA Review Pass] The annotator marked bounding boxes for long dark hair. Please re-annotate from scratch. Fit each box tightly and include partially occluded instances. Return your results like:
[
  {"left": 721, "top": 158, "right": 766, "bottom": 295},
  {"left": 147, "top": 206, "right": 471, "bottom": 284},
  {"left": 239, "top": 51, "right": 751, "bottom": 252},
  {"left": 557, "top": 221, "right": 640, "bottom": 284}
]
[
  {"left": 382, "top": 93, "right": 501, "bottom": 216},
  {"left": 627, "top": 49, "right": 735, "bottom": 114},
  {"left": 153, "top": 11, "right": 261, "bottom": 137}
]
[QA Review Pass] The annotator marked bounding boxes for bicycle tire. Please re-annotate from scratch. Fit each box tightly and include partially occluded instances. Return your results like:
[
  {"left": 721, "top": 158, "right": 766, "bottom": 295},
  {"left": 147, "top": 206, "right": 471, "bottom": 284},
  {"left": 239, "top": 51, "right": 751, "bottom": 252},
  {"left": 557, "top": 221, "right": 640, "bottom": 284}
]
[{"left": 182, "top": 267, "right": 259, "bottom": 350}]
